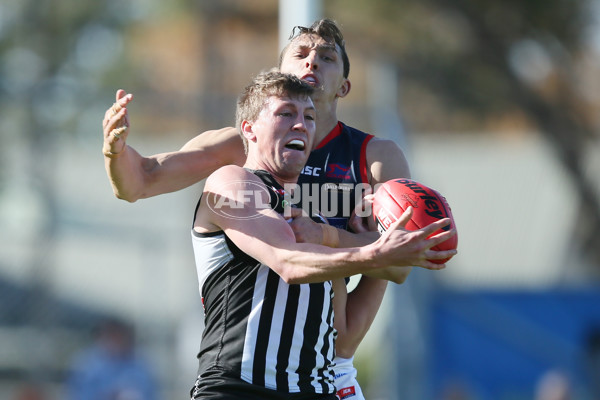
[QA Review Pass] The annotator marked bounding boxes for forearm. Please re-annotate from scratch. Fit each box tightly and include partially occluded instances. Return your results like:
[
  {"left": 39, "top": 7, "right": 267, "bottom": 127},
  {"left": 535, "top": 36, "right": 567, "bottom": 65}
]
[
  {"left": 337, "top": 228, "right": 411, "bottom": 282},
  {"left": 337, "top": 229, "right": 379, "bottom": 247},
  {"left": 104, "top": 145, "right": 152, "bottom": 202},
  {"left": 259, "top": 240, "right": 387, "bottom": 285},
  {"left": 274, "top": 225, "right": 430, "bottom": 284}
]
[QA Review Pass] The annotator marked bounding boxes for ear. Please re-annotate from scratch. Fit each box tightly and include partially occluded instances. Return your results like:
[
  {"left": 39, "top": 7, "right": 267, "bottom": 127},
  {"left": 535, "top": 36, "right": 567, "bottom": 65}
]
[
  {"left": 241, "top": 120, "right": 257, "bottom": 142},
  {"left": 336, "top": 78, "right": 351, "bottom": 99}
]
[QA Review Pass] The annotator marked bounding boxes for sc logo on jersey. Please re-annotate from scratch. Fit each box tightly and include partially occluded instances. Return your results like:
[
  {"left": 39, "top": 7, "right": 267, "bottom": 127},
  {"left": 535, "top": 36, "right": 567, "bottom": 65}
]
[{"left": 301, "top": 165, "right": 321, "bottom": 176}]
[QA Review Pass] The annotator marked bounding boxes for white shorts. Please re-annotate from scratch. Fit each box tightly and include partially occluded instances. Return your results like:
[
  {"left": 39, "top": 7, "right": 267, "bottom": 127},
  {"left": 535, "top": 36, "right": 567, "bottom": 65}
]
[{"left": 333, "top": 356, "right": 365, "bottom": 400}]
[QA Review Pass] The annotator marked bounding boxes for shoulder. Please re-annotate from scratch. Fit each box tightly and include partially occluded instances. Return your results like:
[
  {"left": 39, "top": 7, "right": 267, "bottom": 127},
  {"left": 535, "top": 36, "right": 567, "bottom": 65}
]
[
  {"left": 205, "top": 165, "right": 256, "bottom": 190},
  {"left": 365, "top": 137, "right": 411, "bottom": 185},
  {"left": 198, "top": 166, "right": 264, "bottom": 231},
  {"left": 339, "top": 123, "right": 371, "bottom": 141},
  {"left": 366, "top": 137, "right": 402, "bottom": 153}
]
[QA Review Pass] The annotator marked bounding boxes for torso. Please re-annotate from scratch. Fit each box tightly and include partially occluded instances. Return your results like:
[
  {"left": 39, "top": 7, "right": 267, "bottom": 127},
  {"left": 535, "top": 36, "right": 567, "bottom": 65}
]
[
  {"left": 296, "top": 122, "right": 373, "bottom": 230},
  {"left": 191, "top": 170, "right": 336, "bottom": 395}
]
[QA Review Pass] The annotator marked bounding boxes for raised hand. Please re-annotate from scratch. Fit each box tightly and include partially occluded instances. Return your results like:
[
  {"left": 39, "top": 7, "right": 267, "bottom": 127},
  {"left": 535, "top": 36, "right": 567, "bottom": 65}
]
[{"left": 102, "top": 89, "right": 133, "bottom": 157}]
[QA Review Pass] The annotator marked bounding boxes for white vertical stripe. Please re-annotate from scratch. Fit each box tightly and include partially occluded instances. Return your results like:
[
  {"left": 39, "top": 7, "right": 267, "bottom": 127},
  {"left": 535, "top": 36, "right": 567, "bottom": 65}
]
[
  {"left": 191, "top": 232, "right": 234, "bottom": 299},
  {"left": 323, "top": 152, "right": 330, "bottom": 171},
  {"left": 241, "top": 265, "right": 269, "bottom": 383},
  {"left": 263, "top": 278, "right": 289, "bottom": 389},
  {"left": 310, "top": 280, "right": 335, "bottom": 390},
  {"left": 287, "top": 283, "right": 311, "bottom": 389},
  {"left": 349, "top": 160, "right": 357, "bottom": 182},
  {"left": 324, "top": 281, "right": 336, "bottom": 371}
]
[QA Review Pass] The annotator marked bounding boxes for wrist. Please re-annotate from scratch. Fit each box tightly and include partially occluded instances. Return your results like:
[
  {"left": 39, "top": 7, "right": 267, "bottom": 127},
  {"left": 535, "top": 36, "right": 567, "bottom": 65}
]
[
  {"left": 361, "top": 241, "right": 384, "bottom": 269},
  {"left": 321, "top": 224, "right": 340, "bottom": 248},
  {"left": 103, "top": 143, "right": 126, "bottom": 158}
]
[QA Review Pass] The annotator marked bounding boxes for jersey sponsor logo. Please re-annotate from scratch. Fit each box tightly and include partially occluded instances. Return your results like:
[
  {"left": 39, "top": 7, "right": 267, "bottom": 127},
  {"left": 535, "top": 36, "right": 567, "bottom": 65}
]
[
  {"left": 337, "top": 386, "right": 356, "bottom": 399},
  {"left": 394, "top": 179, "right": 448, "bottom": 220},
  {"left": 322, "top": 182, "right": 354, "bottom": 192},
  {"left": 326, "top": 163, "right": 352, "bottom": 180},
  {"left": 301, "top": 165, "right": 322, "bottom": 176}
]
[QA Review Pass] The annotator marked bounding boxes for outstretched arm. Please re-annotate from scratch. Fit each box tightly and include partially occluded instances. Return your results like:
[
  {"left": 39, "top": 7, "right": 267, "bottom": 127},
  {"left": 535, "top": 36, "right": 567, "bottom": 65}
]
[
  {"left": 102, "top": 89, "right": 246, "bottom": 202},
  {"left": 194, "top": 166, "right": 456, "bottom": 284}
]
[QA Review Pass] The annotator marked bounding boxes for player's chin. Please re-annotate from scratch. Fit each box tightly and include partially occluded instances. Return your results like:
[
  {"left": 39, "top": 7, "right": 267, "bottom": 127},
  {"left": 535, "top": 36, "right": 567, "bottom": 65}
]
[
  {"left": 282, "top": 150, "right": 308, "bottom": 166},
  {"left": 282, "top": 163, "right": 306, "bottom": 180}
]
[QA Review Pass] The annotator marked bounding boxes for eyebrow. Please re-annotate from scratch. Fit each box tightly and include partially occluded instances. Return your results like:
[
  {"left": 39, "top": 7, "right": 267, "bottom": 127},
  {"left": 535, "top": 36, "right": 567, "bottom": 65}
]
[
  {"left": 293, "top": 42, "right": 339, "bottom": 54},
  {"left": 317, "top": 44, "right": 338, "bottom": 53}
]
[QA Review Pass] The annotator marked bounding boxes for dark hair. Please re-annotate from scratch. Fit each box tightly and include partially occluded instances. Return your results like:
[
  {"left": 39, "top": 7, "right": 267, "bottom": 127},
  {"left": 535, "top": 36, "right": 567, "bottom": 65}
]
[
  {"left": 236, "top": 69, "right": 314, "bottom": 153},
  {"left": 279, "top": 18, "right": 350, "bottom": 79}
]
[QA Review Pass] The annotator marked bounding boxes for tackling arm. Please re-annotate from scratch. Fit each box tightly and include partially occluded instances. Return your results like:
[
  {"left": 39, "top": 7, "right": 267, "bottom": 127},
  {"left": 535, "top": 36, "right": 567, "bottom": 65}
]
[
  {"left": 102, "top": 90, "right": 245, "bottom": 202},
  {"left": 194, "top": 166, "right": 454, "bottom": 285}
]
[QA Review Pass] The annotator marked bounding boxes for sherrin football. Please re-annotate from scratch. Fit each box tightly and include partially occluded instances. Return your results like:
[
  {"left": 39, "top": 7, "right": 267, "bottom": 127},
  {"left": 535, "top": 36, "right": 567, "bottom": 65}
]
[{"left": 372, "top": 178, "right": 457, "bottom": 264}]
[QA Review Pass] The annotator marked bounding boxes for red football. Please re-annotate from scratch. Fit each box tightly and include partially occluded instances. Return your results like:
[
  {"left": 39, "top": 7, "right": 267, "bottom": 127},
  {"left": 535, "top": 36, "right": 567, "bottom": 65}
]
[{"left": 372, "top": 178, "right": 457, "bottom": 264}]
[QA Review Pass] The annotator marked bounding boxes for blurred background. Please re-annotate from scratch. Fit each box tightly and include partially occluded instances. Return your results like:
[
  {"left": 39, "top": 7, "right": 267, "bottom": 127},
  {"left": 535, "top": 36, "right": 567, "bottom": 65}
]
[{"left": 1, "top": 0, "right": 600, "bottom": 399}]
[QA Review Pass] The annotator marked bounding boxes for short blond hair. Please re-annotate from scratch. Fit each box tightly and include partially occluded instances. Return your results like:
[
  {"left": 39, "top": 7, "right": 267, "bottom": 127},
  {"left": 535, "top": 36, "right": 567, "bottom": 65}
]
[{"left": 235, "top": 70, "right": 314, "bottom": 153}]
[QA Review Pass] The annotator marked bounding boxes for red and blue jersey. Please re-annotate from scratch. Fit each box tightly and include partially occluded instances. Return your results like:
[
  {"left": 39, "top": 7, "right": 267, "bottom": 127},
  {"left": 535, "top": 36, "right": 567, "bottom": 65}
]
[{"left": 296, "top": 122, "right": 373, "bottom": 231}]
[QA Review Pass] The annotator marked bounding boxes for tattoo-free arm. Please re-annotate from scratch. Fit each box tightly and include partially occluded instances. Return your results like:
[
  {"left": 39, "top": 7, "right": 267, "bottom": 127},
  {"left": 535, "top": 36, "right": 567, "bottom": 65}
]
[
  {"left": 194, "top": 166, "right": 453, "bottom": 284},
  {"left": 102, "top": 90, "right": 245, "bottom": 202}
]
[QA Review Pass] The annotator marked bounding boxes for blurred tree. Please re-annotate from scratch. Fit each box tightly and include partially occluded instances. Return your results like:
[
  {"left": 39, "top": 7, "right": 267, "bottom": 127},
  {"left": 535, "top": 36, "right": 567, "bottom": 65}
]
[
  {"left": 327, "top": 0, "right": 600, "bottom": 269},
  {"left": 0, "top": 0, "right": 138, "bottom": 382}
]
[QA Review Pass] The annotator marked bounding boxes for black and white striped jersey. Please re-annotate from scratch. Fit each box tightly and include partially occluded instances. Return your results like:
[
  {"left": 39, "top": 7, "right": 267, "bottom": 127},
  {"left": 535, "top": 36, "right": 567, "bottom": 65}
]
[{"left": 191, "top": 170, "right": 336, "bottom": 395}]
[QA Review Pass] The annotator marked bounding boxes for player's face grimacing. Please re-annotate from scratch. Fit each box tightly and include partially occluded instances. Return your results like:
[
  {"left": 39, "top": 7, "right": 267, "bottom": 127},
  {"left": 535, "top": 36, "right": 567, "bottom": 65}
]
[
  {"left": 280, "top": 34, "right": 350, "bottom": 103},
  {"left": 243, "top": 94, "right": 316, "bottom": 179}
]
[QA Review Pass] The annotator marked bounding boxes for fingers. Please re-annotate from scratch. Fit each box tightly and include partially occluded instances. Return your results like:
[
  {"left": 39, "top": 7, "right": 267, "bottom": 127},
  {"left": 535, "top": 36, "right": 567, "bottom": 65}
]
[
  {"left": 394, "top": 206, "right": 413, "bottom": 229},
  {"left": 425, "top": 248, "right": 457, "bottom": 262},
  {"left": 103, "top": 90, "right": 133, "bottom": 138},
  {"left": 288, "top": 207, "right": 305, "bottom": 218},
  {"left": 419, "top": 217, "right": 452, "bottom": 238},
  {"left": 111, "top": 125, "right": 128, "bottom": 140},
  {"left": 103, "top": 107, "right": 128, "bottom": 134},
  {"left": 379, "top": 212, "right": 409, "bottom": 243},
  {"left": 283, "top": 206, "right": 307, "bottom": 221},
  {"left": 363, "top": 193, "right": 375, "bottom": 204},
  {"left": 102, "top": 90, "right": 133, "bottom": 157},
  {"left": 414, "top": 260, "right": 447, "bottom": 270},
  {"left": 426, "top": 226, "right": 457, "bottom": 248},
  {"left": 116, "top": 89, "right": 127, "bottom": 102},
  {"left": 114, "top": 90, "right": 133, "bottom": 112},
  {"left": 348, "top": 214, "right": 369, "bottom": 233},
  {"left": 103, "top": 90, "right": 133, "bottom": 124}
]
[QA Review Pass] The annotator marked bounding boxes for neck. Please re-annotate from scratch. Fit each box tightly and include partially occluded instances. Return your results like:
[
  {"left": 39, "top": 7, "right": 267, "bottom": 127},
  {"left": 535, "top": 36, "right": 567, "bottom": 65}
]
[{"left": 313, "top": 97, "right": 339, "bottom": 145}]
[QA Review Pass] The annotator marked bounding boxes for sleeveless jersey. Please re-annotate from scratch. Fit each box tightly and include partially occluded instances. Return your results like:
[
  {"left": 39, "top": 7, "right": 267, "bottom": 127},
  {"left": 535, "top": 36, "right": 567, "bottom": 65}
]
[
  {"left": 297, "top": 122, "right": 374, "bottom": 230},
  {"left": 191, "top": 170, "right": 336, "bottom": 395}
]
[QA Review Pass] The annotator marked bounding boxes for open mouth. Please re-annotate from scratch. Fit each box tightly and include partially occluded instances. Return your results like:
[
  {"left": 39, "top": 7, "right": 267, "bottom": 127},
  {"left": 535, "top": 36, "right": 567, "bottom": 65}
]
[
  {"left": 284, "top": 139, "right": 306, "bottom": 151},
  {"left": 301, "top": 75, "right": 319, "bottom": 86}
]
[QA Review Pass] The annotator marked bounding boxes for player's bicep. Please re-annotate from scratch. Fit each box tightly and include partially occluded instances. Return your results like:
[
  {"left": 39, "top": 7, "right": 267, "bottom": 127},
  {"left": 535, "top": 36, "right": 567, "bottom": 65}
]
[
  {"left": 223, "top": 212, "right": 297, "bottom": 269},
  {"left": 203, "top": 168, "right": 297, "bottom": 266},
  {"left": 139, "top": 128, "right": 244, "bottom": 192},
  {"left": 180, "top": 127, "right": 245, "bottom": 167},
  {"left": 366, "top": 138, "right": 411, "bottom": 186}
]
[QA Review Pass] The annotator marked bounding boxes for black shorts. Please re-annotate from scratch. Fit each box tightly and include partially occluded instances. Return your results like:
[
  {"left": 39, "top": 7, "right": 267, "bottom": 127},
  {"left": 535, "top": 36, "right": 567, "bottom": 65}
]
[{"left": 190, "top": 371, "right": 337, "bottom": 400}]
